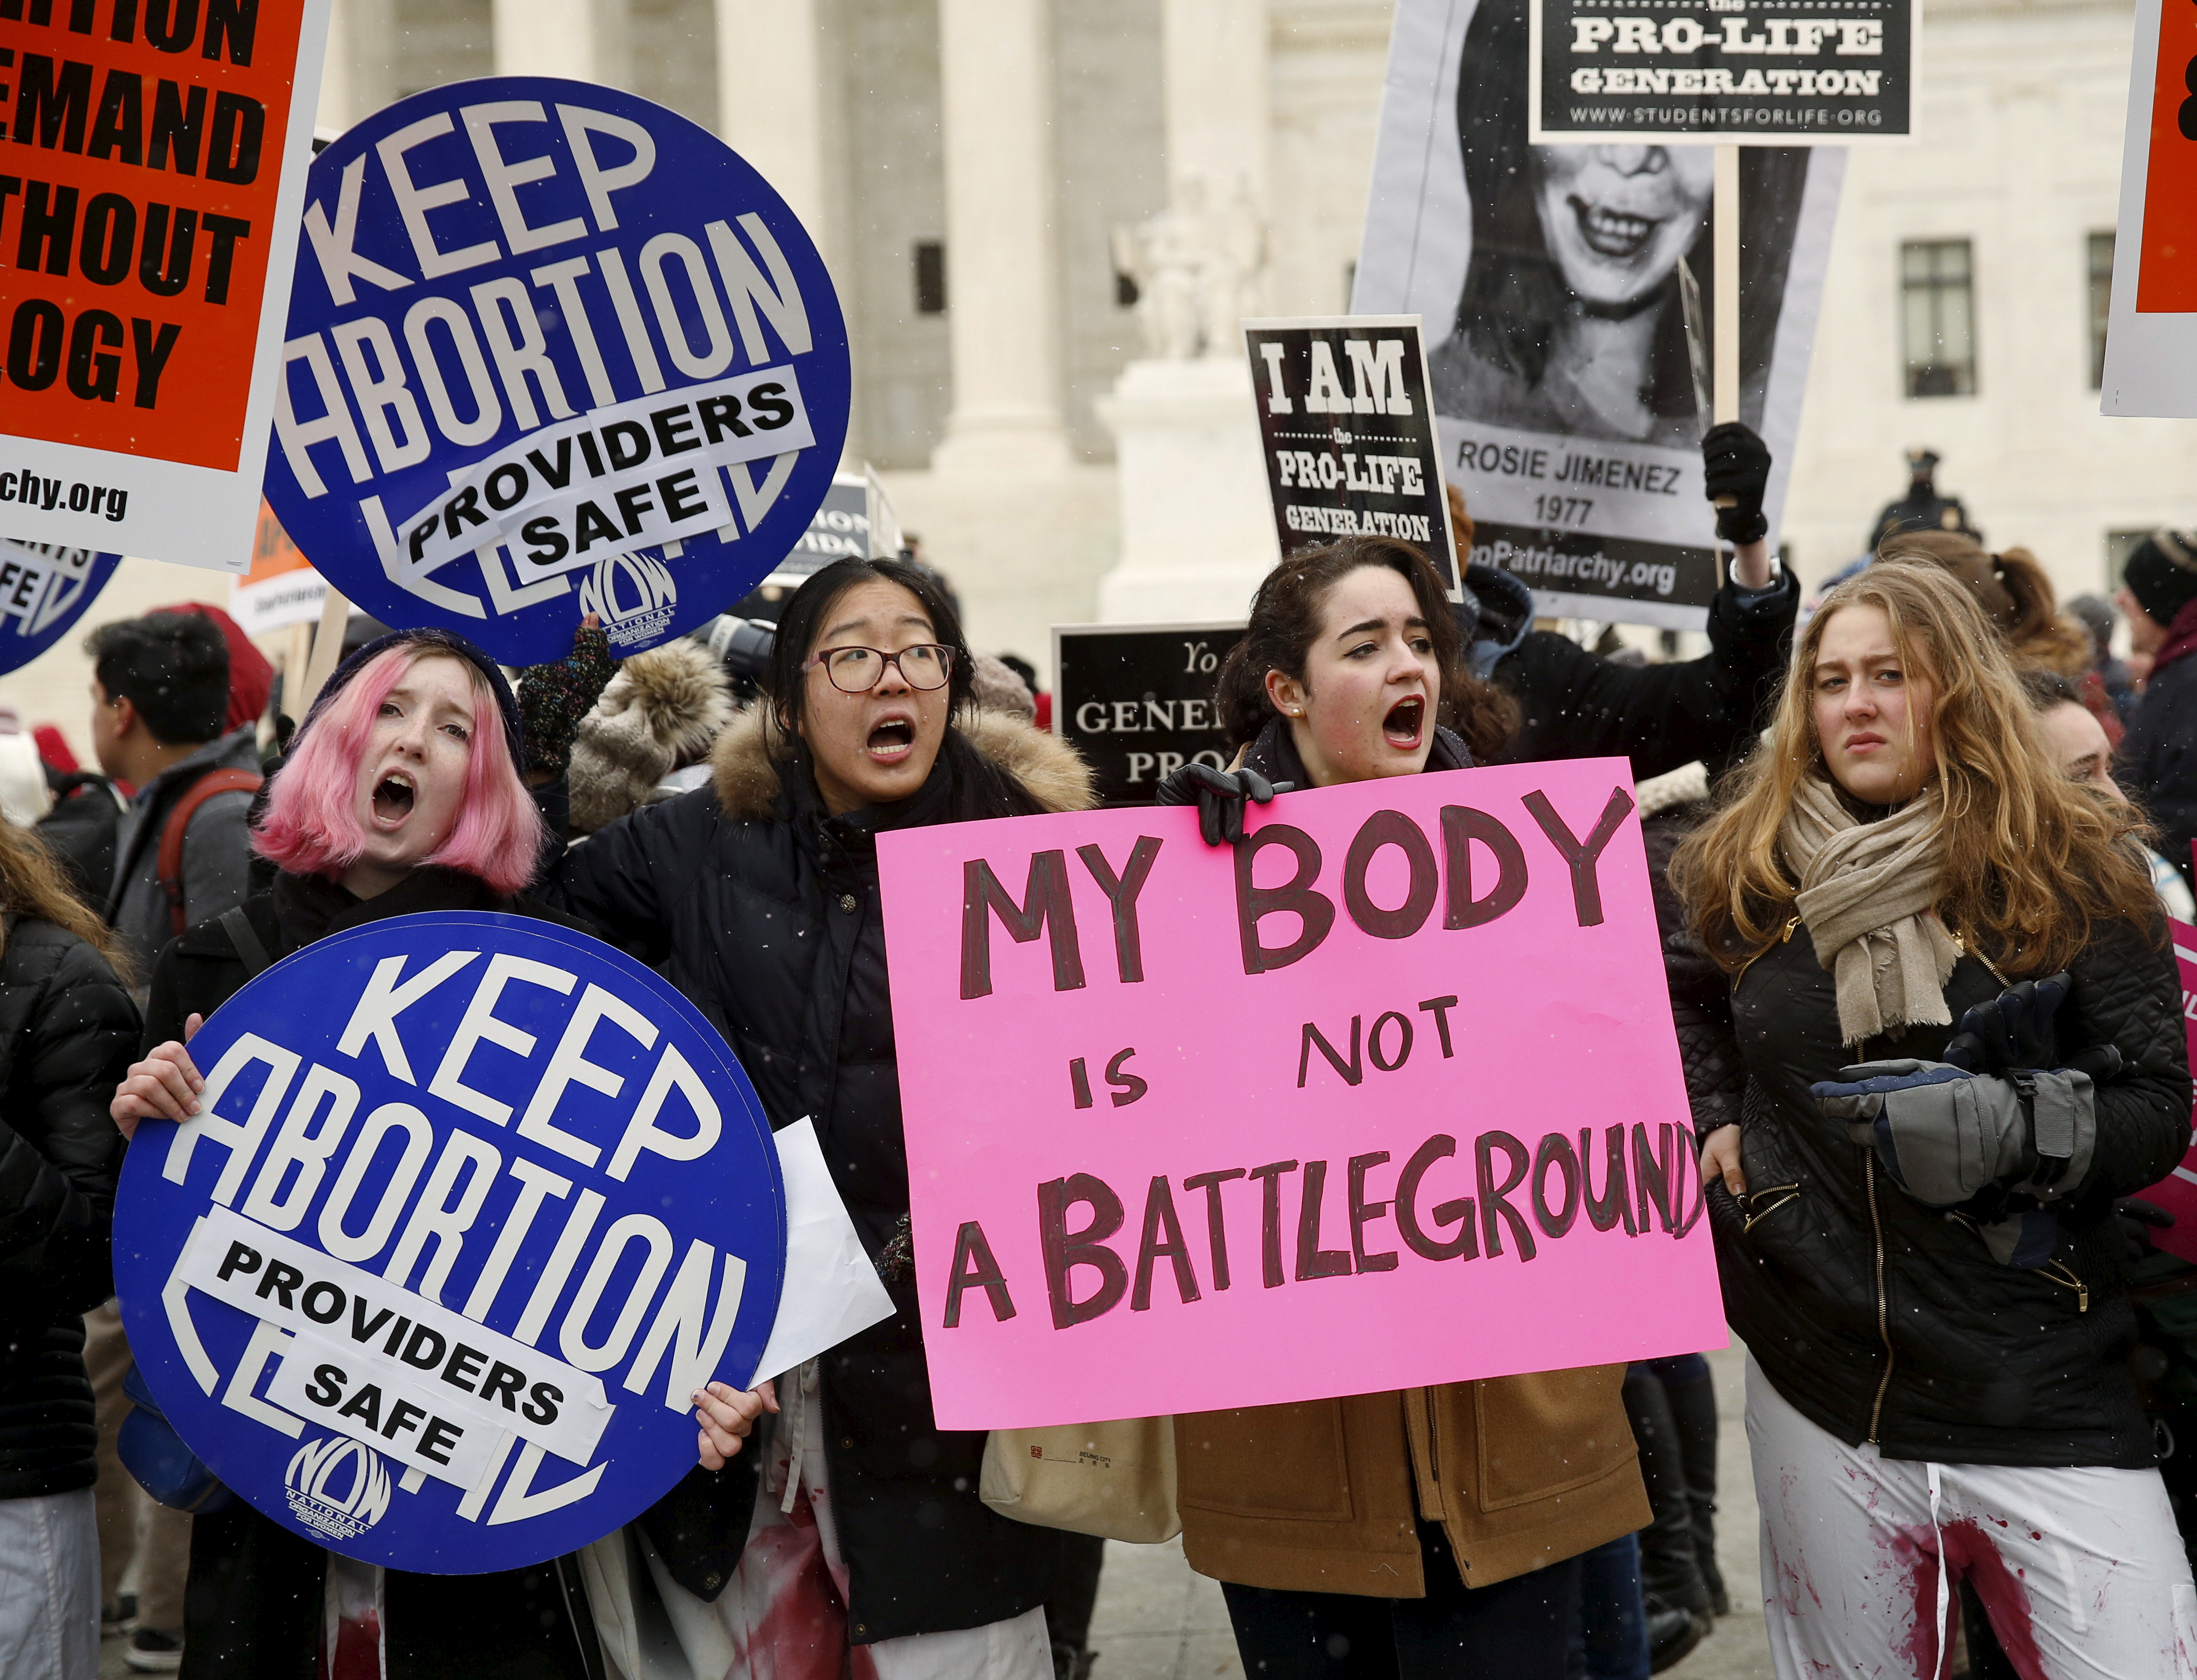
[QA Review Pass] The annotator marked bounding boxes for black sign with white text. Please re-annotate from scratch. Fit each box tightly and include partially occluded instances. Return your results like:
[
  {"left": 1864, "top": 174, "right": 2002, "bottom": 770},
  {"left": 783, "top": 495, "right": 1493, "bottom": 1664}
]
[
  {"left": 1052, "top": 623, "right": 1247, "bottom": 807},
  {"left": 1530, "top": 0, "right": 1916, "bottom": 144},
  {"left": 1244, "top": 318, "right": 1459, "bottom": 599}
]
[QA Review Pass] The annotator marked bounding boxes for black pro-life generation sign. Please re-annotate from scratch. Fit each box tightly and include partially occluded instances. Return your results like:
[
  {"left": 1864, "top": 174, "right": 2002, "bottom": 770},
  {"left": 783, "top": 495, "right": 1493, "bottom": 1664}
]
[
  {"left": 1053, "top": 623, "right": 1247, "bottom": 807},
  {"left": 1530, "top": 0, "right": 1917, "bottom": 144},
  {"left": 1244, "top": 318, "right": 1460, "bottom": 599}
]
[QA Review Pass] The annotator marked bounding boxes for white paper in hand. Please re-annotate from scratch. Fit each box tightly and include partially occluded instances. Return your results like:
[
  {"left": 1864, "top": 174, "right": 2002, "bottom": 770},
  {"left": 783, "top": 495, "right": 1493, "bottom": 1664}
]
[{"left": 750, "top": 1120, "right": 897, "bottom": 1383}]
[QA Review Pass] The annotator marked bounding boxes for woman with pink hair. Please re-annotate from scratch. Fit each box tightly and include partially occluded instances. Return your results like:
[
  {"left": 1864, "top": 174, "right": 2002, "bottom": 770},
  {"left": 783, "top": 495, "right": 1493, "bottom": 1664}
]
[{"left": 109, "top": 628, "right": 766, "bottom": 1680}]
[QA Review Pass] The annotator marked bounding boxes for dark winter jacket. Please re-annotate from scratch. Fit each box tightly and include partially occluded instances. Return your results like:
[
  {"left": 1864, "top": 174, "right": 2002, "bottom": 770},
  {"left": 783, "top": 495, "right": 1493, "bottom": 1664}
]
[
  {"left": 0, "top": 918, "right": 135, "bottom": 1501},
  {"left": 1468, "top": 561, "right": 1799, "bottom": 777},
  {"left": 2117, "top": 648, "right": 2197, "bottom": 890},
  {"left": 547, "top": 707, "right": 1093, "bottom": 1645},
  {"left": 35, "top": 773, "right": 127, "bottom": 911},
  {"left": 1642, "top": 801, "right": 1744, "bottom": 1138},
  {"left": 146, "top": 867, "right": 620, "bottom": 1680},
  {"left": 1681, "top": 904, "right": 2189, "bottom": 1468}
]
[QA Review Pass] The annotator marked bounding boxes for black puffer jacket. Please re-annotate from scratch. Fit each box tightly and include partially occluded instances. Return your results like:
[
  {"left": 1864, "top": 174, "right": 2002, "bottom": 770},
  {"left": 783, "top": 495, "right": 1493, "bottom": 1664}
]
[
  {"left": 1683, "top": 908, "right": 2189, "bottom": 1468},
  {"left": 549, "top": 708, "right": 1092, "bottom": 1645},
  {"left": 0, "top": 917, "right": 136, "bottom": 1500},
  {"left": 1469, "top": 560, "right": 1800, "bottom": 777},
  {"left": 2117, "top": 646, "right": 2197, "bottom": 890}
]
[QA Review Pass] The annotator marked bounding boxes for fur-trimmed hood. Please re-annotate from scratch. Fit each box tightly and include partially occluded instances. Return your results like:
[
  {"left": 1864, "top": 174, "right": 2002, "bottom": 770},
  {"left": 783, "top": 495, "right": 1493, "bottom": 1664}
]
[
  {"left": 709, "top": 705, "right": 1095, "bottom": 821},
  {"left": 569, "top": 640, "right": 736, "bottom": 834}
]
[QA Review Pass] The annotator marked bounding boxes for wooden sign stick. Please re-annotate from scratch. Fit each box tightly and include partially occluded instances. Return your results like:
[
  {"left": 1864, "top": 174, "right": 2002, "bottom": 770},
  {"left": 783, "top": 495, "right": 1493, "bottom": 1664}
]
[{"left": 1714, "top": 144, "right": 1741, "bottom": 426}]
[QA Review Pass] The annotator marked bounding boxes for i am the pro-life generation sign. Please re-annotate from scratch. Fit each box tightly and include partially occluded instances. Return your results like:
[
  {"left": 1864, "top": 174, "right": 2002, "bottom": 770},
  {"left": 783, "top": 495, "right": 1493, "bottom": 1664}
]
[
  {"left": 262, "top": 77, "right": 850, "bottom": 665},
  {"left": 0, "top": 539, "right": 122, "bottom": 674},
  {"left": 876, "top": 759, "right": 1724, "bottom": 1430},
  {"left": 115, "top": 913, "right": 786, "bottom": 1572},
  {"left": 1244, "top": 318, "right": 1459, "bottom": 598},
  {"left": 1530, "top": 0, "right": 1916, "bottom": 145},
  {"left": 0, "top": 0, "right": 331, "bottom": 570},
  {"left": 1051, "top": 622, "right": 1246, "bottom": 807}
]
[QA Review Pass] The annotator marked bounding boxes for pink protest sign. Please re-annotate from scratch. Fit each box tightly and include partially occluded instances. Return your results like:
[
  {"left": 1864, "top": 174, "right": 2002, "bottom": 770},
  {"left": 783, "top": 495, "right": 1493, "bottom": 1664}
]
[
  {"left": 2135, "top": 916, "right": 2197, "bottom": 1264},
  {"left": 876, "top": 756, "right": 1725, "bottom": 1430}
]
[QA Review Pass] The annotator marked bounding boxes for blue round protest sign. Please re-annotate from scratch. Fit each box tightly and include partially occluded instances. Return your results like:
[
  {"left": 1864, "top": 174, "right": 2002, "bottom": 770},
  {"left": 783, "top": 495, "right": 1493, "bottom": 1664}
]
[
  {"left": 0, "top": 540, "right": 121, "bottom": 676},
  {"left": 115, "top": 912, "right": 786, "bottom": 1573},
  {"left": 262, "top": 78, "right": 851, "bottom": 666}
]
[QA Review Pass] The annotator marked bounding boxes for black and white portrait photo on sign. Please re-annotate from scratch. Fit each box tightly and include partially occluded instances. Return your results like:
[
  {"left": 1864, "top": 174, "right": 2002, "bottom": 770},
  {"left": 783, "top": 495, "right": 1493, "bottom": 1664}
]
[{"left": 1355, "top": 0, "right": 1844, "bottom": 626}]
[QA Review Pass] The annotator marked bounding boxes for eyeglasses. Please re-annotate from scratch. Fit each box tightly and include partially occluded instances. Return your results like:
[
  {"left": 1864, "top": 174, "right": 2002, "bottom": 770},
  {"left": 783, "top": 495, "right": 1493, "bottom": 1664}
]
[{"left": 803, "top": 644, "right": 956, "bottom": 694}]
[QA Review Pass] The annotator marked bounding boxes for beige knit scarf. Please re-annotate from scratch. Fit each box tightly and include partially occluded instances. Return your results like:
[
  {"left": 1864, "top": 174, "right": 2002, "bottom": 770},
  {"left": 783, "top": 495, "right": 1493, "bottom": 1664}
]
[{"left": 1778, "top": 776, "right": 1960, "bottom": 1046}]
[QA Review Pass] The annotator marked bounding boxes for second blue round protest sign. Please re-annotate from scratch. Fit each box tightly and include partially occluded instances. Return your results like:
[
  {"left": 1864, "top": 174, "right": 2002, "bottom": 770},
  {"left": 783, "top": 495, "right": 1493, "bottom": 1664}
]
[
  {"left": 0, "top": 540, "right": 122, "bottom": 676},
  {"left": 115, "top": 911, "right": 786, "bottom": 1573},
  {"left": 263, "top": 77, "right": 851, "bottom": 666}
]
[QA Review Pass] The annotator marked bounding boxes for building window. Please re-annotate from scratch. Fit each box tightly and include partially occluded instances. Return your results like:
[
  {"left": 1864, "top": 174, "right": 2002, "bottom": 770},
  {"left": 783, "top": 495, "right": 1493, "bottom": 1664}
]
[
  {"left": 2088, "top": 232, "right": 2115, "bottom": 389},
  {"left": 913, "top": 241, "right": 948, "bottom": 315},
  {"left": 1901, "top": 240, "right": 1976, "bottom": 398}
]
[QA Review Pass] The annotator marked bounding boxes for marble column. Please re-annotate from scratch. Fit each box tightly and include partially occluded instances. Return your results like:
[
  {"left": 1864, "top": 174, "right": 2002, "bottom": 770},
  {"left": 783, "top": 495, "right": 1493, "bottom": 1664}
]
[
  {"left": 316, "top": 0, "right": 353, "bottom": 135},
  {"left": 493, "top": 0, "right": 630, "bottom": 88},
  {"left": 712, "top": 0, "right": 843, "bottom": 271},
  {"left": 713, "top": 0, "right": 856, "bottom": 460},
  {"left": 1093, "top": 0, "right": 1275, "bottom": 620},
  {"left": 929, "top": 0, "right": 1073, "bottom": 476},
  {"left": 1162, "top": 0, "right": 1268, "bottom": 239}
]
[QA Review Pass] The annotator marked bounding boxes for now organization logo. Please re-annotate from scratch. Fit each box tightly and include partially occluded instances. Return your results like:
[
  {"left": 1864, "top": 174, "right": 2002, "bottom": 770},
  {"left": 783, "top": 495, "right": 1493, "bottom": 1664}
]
[
  {"left": 286, "top": 1435, "right": 394, "bottom": 1542},
  {"left": 579, "top": 551, "right": 680, "bottom": 649}
]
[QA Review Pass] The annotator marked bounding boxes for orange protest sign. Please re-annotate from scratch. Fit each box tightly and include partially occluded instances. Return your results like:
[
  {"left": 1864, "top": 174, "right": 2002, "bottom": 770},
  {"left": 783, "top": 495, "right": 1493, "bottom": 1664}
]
[
  {"left": 2136, "top": 0, "right": 2197, "bottom": 313},
  {"left": 2101, "top": 0, "right": 2197, "bottom": 415},
  {"left": 230, "top": 497, "right": 326, "bottom": 633},
  {"left": 0, "top": 0, "right": 330, "bottom": 569}
]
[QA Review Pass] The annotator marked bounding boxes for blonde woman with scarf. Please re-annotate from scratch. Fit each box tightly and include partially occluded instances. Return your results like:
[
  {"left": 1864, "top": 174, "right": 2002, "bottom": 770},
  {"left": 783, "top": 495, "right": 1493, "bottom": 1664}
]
[{"left": 1671, "top": 561, "right": 2196, "bottom": 1679}]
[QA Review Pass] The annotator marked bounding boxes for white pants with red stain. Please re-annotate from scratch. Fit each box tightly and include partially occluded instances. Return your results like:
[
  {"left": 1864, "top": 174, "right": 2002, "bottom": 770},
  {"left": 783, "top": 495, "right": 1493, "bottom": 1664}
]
[
  {"left": 1746, "top": 1355, "right": 2197, "bottom": 1680},
  {"left": 710, "top": 1360, "right": 1052, "bottom": 1680}
]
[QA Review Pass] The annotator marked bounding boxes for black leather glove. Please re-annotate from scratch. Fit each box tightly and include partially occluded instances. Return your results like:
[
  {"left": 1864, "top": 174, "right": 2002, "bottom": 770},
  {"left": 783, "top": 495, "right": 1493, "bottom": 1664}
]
[
  {"left": 1155, "top": 763, "right": 1292, "bottom": 846},
  {"left": 2113, "top": 1196, "right": 2176, "bottom": 1266},
  {"left": 1702, "top": 421, "right": 1771, "bottom": 547},
  {"left": 1942, "top": 974, "right": 2070, "bottom": 1075}
]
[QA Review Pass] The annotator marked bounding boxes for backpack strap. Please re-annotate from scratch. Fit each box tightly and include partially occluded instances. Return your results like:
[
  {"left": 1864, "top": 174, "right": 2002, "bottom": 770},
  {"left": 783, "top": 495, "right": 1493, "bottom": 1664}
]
[
  {"left": 157, "top": 768, "right": 263, "bottom": 938},
  {"left": 217, "top": 906, "right": 271, "bottom": 978}
]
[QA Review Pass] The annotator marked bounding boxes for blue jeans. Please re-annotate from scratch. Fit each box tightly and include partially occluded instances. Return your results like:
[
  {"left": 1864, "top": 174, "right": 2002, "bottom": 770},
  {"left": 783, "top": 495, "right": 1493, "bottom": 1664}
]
[
  {"left": 1568, "top": 1534, "right": 1650, "bottom": 1680},
  {"left": 1222, "top": 1522, "right": 1580, "bottom": 1678}
]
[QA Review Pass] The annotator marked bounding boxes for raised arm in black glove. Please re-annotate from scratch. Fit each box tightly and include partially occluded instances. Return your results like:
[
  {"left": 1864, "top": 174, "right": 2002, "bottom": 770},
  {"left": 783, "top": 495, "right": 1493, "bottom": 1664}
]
[
  {"left": 1155, "top": 763, "right": 1293, "bottom": 847},
  {"left": 1702, "top": 421, "right": 1771, "bottom": 547}
]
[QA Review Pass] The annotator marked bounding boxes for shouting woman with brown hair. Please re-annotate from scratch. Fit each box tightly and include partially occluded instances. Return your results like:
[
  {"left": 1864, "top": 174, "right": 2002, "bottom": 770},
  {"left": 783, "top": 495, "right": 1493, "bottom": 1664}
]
[
  {"left": 1157, "top": 536, "right": 1649, "bottom": 1680},
  {"left": 1672, "top": 560, "right": 2195, "bottom": 1677}
]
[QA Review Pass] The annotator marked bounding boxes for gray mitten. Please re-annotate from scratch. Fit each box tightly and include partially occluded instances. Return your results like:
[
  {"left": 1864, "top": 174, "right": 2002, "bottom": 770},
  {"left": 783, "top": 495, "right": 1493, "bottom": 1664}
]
[{"left": 1811, "top": 1058, "right": 2097, "bottom": 1210}]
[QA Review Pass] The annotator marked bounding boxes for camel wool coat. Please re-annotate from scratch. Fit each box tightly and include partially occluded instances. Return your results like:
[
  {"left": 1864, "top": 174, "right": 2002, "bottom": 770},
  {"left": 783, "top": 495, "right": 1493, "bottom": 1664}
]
[{"left": 1174, "top": 1365, "right": 1649, "bottom": 1596}]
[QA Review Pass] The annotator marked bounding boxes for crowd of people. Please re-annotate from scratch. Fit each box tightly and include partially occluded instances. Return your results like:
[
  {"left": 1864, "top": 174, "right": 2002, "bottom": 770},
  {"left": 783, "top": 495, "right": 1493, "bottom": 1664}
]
[{"left": 0, "top": 418, "right": 2188, "bottom": 1680}]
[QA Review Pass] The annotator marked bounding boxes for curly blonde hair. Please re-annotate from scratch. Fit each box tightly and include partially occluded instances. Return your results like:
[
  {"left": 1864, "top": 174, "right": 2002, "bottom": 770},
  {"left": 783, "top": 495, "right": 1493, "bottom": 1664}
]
[{"left": 1675, "top": 560, "right": 2157, "bottom": 975}]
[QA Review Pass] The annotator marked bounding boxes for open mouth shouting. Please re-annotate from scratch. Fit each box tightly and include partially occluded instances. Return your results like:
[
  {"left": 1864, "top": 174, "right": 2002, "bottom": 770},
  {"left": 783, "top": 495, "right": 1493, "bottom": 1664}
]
[
  {"left": 866, "top": 711, "right": 918, "bottom": 766},
  {"left": 1568, "top": 197, "right": 1660, "bottom": 260},
  {"left": 370, "top": 770, "right": 417, "bottom": 829},
  {"left": 1383, "top": 695, "right": 1427, "bottom": 750}
]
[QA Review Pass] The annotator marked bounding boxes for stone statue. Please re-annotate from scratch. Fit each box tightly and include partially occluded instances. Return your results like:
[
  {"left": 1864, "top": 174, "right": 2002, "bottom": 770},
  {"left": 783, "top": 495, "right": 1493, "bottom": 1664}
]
[
  {"left": 1197, "top": 175, "right": 1267, "bottom": 359},
  {"left": 1112, "top": 174, "right": 1267, "bottom": 361}
]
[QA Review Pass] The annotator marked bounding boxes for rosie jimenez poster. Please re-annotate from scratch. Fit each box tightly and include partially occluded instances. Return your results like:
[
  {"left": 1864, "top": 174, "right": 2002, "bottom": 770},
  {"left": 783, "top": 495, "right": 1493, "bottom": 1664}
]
[{"left": 1354, "top": 0, "right": 1844, "bottom": 629}]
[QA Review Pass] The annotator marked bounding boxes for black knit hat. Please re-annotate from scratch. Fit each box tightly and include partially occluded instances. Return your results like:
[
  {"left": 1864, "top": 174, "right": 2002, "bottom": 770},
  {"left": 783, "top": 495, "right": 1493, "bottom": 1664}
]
[
  {"left": 296, "top": 627, "right": 525, "bottom": 771},
  {"left": 2122, "top": 530, "right": 2197, "bottom": 627}
]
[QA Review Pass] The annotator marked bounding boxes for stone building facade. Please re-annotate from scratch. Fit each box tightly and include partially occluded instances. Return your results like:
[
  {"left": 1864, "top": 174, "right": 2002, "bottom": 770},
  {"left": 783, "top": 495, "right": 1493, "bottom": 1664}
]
[{"left": 7, "top": 0, "right": 2194, "bottom": 760}]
